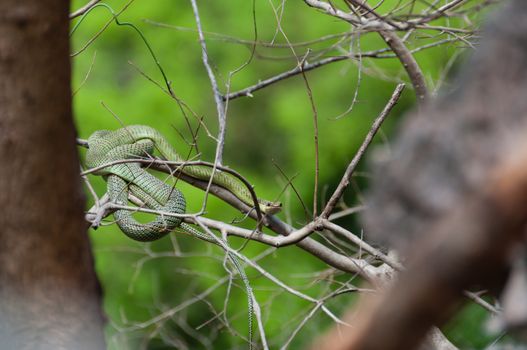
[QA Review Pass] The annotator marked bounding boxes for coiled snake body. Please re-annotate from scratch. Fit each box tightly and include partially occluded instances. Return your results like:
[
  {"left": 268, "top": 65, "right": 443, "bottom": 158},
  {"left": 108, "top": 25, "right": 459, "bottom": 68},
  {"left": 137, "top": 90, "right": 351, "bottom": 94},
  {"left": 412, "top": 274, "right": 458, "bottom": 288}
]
[{"left": 85, "top": 125, "right": 277, "bottom": 348}]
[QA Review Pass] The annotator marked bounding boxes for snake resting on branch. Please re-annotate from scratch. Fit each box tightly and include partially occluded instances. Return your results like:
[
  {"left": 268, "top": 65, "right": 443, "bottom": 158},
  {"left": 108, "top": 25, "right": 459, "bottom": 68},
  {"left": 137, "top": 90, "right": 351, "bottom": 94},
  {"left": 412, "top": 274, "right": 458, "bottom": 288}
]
[{"left": 85, "top": 124, "right": 281, "bottom": 349}]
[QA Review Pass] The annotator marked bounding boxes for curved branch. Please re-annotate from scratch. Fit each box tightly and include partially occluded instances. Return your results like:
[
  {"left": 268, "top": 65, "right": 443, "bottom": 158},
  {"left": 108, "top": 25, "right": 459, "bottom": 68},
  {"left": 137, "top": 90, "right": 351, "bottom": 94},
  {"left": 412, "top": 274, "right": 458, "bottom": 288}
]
[
  {"left": 302, "top": 0, "right": 429, "bottom": 102},
  {"left": 378, "top": 29, "right": 428, "bottom": 101},
  {"left": 69, "top": 0, "right": 101, "bottom": 19}
]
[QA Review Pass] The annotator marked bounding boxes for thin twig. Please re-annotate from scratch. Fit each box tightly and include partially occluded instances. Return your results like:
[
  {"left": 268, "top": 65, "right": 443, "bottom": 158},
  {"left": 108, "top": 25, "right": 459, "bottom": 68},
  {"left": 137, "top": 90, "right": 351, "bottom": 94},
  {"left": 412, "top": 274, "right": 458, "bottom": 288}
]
[
  {"left": 272, "top": 161, "right": 311, "bottom": 219},
  {"left": 410, "top": 0, "right": 467, "bottom": 25},
  {"left": 72, "top": 51, "right": 97, "bottom": 96},
  {"left": 205, "top": 232, "right": 348, "bottom": 326},
  {"left": 303, "top": 0, "right": 393, "bottom": 29},
  {"left": 120, "top": 276, "right": 230, "bottom": 331},
  {"left": 76, "top": 138, "right": 90, "bottom": 148},
  {"left": 320, "top": 84, "right": 405, "bottom": 218},
  {"left": 463, "top": 290, "right": 500, "bottom": 315},
  {"left": 224, "top": 55, "right": 356, "bottom": 100},
  {"left": 70, "top": 0, "right": 136, "bottom": 57},
  {"left": 189, "top": 0, "right": 227, "bottom": 166},
  {"left": 69, "top": 0, "right": 101, "bottom": 19},
  {"left": 328, "top": 205, "right": 366, "bottom": 221},
  {"left": 322, "top": 220, "right": 403, "bottom": 270},
  {"left": 224, "top": 37, "right": 460, "bottom": 101},
  {"left": 297, "top": 52, "right": 320, "bottom": 218}
]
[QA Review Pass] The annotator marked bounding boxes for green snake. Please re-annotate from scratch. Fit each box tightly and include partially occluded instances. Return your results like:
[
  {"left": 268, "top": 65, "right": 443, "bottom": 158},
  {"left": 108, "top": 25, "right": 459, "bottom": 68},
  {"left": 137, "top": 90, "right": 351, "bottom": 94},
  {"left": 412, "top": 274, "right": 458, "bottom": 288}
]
[
  {"left": 84, "top": 125, "right": 278, "bottom": 349},
  {"left": 86, "top": 125, "right": 281, "bottom": 221}
]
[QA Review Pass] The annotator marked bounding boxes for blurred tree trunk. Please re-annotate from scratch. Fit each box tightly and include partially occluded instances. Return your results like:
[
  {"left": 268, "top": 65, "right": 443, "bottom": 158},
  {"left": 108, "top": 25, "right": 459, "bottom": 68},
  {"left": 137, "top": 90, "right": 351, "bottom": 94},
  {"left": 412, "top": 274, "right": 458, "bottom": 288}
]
[
  {"left": 310, "top": 1, "right": 527, "bottom": 349},
  {"left": 0, "top": 1, "right": 105, "bottom": 349}
]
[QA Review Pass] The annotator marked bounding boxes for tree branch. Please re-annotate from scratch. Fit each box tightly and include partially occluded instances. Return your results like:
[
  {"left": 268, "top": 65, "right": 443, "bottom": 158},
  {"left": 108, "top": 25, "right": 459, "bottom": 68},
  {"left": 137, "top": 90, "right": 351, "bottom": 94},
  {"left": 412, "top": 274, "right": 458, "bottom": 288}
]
[
  {"left": 189, "top": 0, "right": 227, "bottom": 166},
  {"left": 320, "top": 84, "right": 405, "bottom": 218},
  {"left": 69, "top": 0, "right": 101, "bottom": 19},
  {"left": 303, "top": 0, "right": 428, "bottom": 102}
]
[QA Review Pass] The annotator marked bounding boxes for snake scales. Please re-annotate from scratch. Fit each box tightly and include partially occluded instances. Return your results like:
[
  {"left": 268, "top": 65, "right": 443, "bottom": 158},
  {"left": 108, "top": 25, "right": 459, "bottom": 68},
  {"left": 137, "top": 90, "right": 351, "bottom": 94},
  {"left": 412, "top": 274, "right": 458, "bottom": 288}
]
[{"left": 85, "top": 125, "right": 278, "bottom": 349}]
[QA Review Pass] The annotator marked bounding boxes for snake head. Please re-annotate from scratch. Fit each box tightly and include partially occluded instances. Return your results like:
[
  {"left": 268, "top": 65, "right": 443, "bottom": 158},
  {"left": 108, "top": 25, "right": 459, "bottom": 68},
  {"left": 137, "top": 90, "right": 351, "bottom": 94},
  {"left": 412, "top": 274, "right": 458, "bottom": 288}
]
[{"left": 258, "top": 200, "right": 282, "bottom": 215}]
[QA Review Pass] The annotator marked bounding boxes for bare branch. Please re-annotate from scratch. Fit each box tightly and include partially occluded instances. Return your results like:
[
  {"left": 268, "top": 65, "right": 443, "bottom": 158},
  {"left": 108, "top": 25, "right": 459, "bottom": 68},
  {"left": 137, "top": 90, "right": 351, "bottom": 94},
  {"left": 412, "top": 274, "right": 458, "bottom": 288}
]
[
  {"left": 410, "top": 0, "right": 467, "bottom": 25},
  {"left": 189, "top": 0, "right": 227, "bottom": 166},
  {"left": 349, "top": 0, "right": 429, "bottom": 101},
  {"left": 224, "top": 38, "right": 463, "bottom": 101},
  {"left": 320, "top": 84, "right": 405, "bottom": 218},
  {"left": 377, "top": 29, "right": 428, "bottom": 101},
  {"left": 322, "top": 220, "right": 403, "bottom": 270},
  {"left": 302, "top": 0, "right": 393, "bottom": 29},
  {"left": 69, "top": 0, "right": 101, "bottom": 19}
]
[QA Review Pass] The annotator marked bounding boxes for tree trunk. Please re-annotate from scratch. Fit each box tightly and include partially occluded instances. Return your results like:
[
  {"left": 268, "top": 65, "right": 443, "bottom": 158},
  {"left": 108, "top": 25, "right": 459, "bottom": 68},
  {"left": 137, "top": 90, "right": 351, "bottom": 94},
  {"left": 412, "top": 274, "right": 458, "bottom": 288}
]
[{"left": 0, "top": 1, "right": 106, "bottom": 349}]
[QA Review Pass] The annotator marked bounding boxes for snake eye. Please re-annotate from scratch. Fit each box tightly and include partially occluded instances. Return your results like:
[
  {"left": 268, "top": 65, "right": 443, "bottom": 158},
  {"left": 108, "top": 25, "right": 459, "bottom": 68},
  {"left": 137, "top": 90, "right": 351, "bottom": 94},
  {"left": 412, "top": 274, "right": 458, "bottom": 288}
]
[{"left": 260, "top": 201, "right": 282, "bottom": 215}]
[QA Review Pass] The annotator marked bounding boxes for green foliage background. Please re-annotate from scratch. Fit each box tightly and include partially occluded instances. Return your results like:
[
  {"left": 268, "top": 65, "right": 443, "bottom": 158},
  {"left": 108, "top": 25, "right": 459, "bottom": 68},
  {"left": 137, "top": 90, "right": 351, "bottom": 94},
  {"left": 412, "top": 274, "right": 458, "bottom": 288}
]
[{"left": 71, "top": 1, "right": 498, "bottom": 349}]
